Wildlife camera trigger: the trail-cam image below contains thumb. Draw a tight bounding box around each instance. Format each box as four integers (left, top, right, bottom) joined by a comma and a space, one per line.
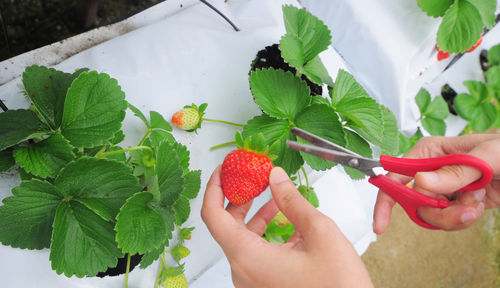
269, 167, 320, 234
415, 164, 482, 195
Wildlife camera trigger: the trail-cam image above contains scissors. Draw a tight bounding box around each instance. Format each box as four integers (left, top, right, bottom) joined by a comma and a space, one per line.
286, 127, 493, 230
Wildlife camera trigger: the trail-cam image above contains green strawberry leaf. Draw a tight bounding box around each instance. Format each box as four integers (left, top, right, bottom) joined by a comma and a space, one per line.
150, 111, 172, 131
50, 201, 123, 277
0, 109, 50, 151
302, 56, 334, 86
486, 66, 500, 91
242, 114, 302, 175
182, 170, 202, 199
422, 117, 447, 136
415, 88, 431, 115
465, 80, 489, 101
454, 93, 478, 120
426, 96, 449, 120
487, 44, 500, 67
111, 130, 125, 145
13, 133, 75, 178
436, 0, 483, 53
115, 192, 167, 254
353, 106, 399, 155
312, 95, 331, 106
0, 179, 62, 249
398, 129, 423, 155
140, 246, 165, 269
295, 104, 345, 170
468, 0, 496, 28
343, 129, 373, 180
282, 5, 332, 62
54, 158, 141, 221
330, 69, 367, 106
22, 66, 84, 128
298, 185, 319, 208
156, 142, 184, 207
172, 142, 190, 173
279, 34, 304, 69
0, 149, 15, 172
173, 195, 190, 226
250, 68, 311, 120
61, 71, 127, 148
417, 0, 453, 17
128, 102, 150, 128
454, 92, 497, 131
149, 130, 176, 149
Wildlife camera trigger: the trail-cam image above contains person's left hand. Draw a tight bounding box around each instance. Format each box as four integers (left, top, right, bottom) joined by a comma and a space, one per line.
201, 166, 373, 288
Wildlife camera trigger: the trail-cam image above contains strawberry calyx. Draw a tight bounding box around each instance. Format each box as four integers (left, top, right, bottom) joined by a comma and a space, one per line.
235, 131, 278, 161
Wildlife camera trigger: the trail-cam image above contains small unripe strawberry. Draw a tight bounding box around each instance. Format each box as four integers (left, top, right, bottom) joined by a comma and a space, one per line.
171, 107, 201, 130
161, 273, 188, 288
273, 211, 290, 227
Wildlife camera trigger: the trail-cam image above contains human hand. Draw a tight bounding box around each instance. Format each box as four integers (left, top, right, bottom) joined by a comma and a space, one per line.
201, 166, 373, 288
374, 134, 500, 234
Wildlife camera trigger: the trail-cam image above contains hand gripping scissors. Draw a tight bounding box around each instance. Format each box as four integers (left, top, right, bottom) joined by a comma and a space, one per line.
286, 127, 493, 230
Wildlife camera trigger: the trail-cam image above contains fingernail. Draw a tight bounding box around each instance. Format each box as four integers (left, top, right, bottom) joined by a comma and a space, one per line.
461, 210, 477, 224
270, 167, 290, 184
473, 189, 486, 201
419, 172, 439, 184
476, 202, 485, 215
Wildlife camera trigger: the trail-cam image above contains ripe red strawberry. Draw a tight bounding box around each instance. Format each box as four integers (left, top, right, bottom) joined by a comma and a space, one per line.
466, 35, 483, 53
171, 107, 201, 131
221, 133, 275, 205
437, 49, 450, 61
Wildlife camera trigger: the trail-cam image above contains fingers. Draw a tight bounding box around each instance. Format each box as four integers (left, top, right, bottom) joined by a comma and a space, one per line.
268, 167, 320, 236
246, 199, 279, 235
373, 191, 396, 234
201, 166, 242, 250
226, 201, 253, 224
417, 189, 485, 230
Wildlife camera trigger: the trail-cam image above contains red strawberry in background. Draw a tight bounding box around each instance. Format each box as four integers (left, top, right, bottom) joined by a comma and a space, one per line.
437, 49, 450, 61
221, 132, 276, 205
466, 34, 483, 53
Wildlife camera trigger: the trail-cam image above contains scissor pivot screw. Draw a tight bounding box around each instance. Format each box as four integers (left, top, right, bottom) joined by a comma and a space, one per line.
348, 158, 359, 168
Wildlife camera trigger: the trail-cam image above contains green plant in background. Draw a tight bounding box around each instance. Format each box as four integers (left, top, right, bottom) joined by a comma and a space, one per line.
0, 66, 201, 286
239, 6, 400, 242
416, 88, 450, 136
417, 0, 496, 53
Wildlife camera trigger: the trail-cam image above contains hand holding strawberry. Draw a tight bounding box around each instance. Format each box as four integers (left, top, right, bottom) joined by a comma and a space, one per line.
201, 166, 373, 287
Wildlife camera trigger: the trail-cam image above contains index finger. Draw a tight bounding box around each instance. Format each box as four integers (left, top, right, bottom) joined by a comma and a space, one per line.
201, 166, 243, 249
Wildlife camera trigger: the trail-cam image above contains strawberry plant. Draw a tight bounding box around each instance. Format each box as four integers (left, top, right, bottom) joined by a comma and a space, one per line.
0, 65, 201, 286
171, 103, 244, 133
416, 0, 496, 56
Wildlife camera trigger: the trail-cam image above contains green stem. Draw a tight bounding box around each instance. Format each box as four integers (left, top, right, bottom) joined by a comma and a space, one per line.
99, 146, 153, 158
210, 141, 237, 151
138, 129, 151, 146
154, 252, 166, 288
300, 166, 310, 190
202, 118, 244, 127
298, 171, 303, 186
125, 253, 131, 288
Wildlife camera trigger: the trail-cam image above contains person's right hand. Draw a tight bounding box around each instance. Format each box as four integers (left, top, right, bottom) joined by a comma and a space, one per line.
374, 134, 500, 234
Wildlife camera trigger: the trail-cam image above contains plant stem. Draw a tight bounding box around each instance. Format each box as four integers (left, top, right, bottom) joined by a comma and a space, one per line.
99, 146, 153, 158
125, 253, 131, 288
298, 171, 303, 186
154, 252, 166, 288
210, 141, 237, 150
202, 118, 244, 127
300, 166, 310, 190
138, 129, 151, 146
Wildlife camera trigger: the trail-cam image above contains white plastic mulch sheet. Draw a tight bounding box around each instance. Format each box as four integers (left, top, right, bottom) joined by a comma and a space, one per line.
0, 0, 377, 287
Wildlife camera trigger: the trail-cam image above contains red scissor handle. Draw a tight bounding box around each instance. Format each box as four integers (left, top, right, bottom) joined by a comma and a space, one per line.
369, 175, 450, 229
379, 154, 493, 192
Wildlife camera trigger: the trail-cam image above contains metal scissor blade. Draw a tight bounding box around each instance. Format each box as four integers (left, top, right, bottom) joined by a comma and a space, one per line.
286, 140, 379, 177
290, 127, 362, 157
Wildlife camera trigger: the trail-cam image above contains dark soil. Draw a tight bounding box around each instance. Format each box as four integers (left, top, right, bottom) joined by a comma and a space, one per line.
97, 253, 142, 277
250, 43, 323, 96
440, 83, 457, 115
0, 0, 165, 62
